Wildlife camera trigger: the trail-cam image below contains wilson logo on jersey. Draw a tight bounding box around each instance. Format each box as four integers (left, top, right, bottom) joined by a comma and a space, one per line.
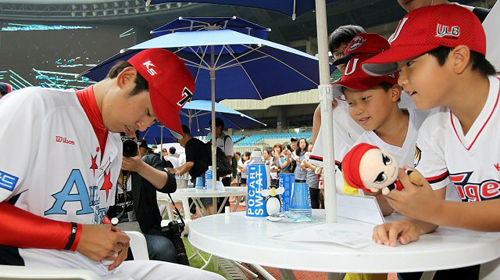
451, 172, 500, 202
495, 163, 500, 172
436, 24, 460, 39
55, 136, 75, 145
0, 170, 19, 191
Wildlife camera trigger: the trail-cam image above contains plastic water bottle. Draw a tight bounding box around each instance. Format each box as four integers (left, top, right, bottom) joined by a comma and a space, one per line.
205, 166, 213, 190
246, 151, 269, 217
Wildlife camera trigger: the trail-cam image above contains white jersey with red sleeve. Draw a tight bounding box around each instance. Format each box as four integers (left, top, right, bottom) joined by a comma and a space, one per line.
415, 76, 500, 202
0, 87, 122, 275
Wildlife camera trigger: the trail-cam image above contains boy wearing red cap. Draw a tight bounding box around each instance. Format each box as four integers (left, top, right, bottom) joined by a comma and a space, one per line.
323, 33, 430, 280
0, 49, 223, 279
330, 33, 428, 211
365, 4, 499, 248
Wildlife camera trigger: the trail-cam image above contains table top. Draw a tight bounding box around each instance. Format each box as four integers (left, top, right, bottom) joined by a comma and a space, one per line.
188, 210, 500, 273
161, 186, 247, 199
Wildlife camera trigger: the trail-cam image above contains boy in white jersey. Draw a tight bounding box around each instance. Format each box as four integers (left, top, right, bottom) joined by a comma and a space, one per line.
0, 49, 224, 279
363, 5, 499, 246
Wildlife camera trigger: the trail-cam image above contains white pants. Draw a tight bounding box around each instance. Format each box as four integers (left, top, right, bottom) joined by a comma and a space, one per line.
108, 260, 225, 280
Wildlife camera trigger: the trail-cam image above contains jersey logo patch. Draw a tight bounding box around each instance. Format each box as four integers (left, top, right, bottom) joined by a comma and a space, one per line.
0, 170, 19, 191
451, 171, 500, 202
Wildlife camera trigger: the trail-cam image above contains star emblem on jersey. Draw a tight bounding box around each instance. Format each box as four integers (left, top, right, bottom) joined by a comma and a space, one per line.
100, 171, 113, 200
495, 163, 500, 172
90, 154, 98, 175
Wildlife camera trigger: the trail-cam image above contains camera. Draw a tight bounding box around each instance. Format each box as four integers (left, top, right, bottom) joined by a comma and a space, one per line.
162, 220, 190, 266
286, 145, 292, 151
122, 137, 138, 157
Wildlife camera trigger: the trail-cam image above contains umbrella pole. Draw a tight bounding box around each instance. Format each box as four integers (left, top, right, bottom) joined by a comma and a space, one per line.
160, 126, 164, 155
316, 0, 337, 223
211, 46, 218, 217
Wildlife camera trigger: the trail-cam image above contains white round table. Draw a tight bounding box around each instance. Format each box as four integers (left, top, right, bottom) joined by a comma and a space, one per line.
188, 210, 500, 276
158, 187, 247, 220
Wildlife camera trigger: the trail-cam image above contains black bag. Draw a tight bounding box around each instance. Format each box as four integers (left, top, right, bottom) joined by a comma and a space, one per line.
206, 140, 232, 178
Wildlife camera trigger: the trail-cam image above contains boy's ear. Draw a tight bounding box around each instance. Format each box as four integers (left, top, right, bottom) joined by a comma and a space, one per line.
450, 45, 471, 75
116, 67, 138, 89
389, 84, 402, 102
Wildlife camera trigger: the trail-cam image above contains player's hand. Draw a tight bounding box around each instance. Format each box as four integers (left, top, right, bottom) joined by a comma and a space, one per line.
76, 224, 130, 264
372, 220, 421, 247
121, 155, 145, 173
107, 226, 129, 271
384, 168, 443, 223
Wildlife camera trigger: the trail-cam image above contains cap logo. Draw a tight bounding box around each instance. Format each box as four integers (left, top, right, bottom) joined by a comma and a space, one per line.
177, 87, 193, 107
344, 58, 360, 76
143, 60, 160, 76
348, 36, 366, 51
389, 17, 409, 44
436, 24, 460, 39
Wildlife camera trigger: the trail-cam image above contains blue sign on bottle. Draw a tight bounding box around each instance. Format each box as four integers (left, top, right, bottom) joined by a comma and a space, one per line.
246, 163, 269, 217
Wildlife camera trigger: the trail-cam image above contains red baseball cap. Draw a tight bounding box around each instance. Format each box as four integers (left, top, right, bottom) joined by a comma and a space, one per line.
128, 49, 195, 137
0, 82, 12, 95
332, 33, 390, 66
332, 54, 399, 97
342, 143, 379, 193
363, 4, 486, 76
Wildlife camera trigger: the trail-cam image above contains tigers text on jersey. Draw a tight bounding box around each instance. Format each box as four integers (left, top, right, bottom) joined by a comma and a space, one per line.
415, 76, 500, 202
0, 87, 122, 275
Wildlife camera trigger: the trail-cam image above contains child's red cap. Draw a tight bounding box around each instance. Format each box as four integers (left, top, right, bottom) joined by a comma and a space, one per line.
332, 33, 390, 66
363, 4, 486, 76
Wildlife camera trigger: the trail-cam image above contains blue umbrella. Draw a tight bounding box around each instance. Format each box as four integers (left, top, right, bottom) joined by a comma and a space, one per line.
152, 16, 271, 40
144, 0, 338, 20
82, 29, 322, 101
143, 0, 340, 223
140, 100, 265, 143
82, 27, 323, 189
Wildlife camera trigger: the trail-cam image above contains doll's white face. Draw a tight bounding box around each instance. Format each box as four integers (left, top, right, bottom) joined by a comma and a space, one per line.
359, 149, 399, 191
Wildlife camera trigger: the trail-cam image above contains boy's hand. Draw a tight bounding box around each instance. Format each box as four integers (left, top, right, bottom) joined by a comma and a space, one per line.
384, 168, 443, 223
373, 220, 421, 247
77, 224, 130, 267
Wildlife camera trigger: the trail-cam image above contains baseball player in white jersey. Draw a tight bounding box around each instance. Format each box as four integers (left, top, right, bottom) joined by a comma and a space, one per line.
0, 49, 224, 279
363, 5, 500, 250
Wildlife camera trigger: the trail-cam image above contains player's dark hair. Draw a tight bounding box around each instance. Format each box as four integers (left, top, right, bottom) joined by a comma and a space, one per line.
428, 46, 496, 76
329, 25, 366, 53
169, 146, 176, 154
107, 61, 149, 96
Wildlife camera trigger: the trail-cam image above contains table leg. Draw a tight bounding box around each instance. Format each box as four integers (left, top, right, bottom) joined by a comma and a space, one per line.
193, 198, 208, 216
420, 271, 436, 280
217, 197, 230, 214
181, 198, 191, 221
280, 269, 297, 280
232, 196, 240, 212
327, 272, 343, 280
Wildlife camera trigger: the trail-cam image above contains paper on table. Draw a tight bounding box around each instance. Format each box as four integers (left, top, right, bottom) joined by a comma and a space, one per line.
268, 223, 374, 249
337, 194, 385, 225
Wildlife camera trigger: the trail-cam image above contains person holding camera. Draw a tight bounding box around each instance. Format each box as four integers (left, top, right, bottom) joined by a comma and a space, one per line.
0, 48, 223, 279
120, 138, 179, 264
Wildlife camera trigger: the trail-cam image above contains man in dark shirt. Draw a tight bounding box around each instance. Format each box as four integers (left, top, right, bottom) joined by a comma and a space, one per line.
175, 125, 209, 183
122, 139, 178, 263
